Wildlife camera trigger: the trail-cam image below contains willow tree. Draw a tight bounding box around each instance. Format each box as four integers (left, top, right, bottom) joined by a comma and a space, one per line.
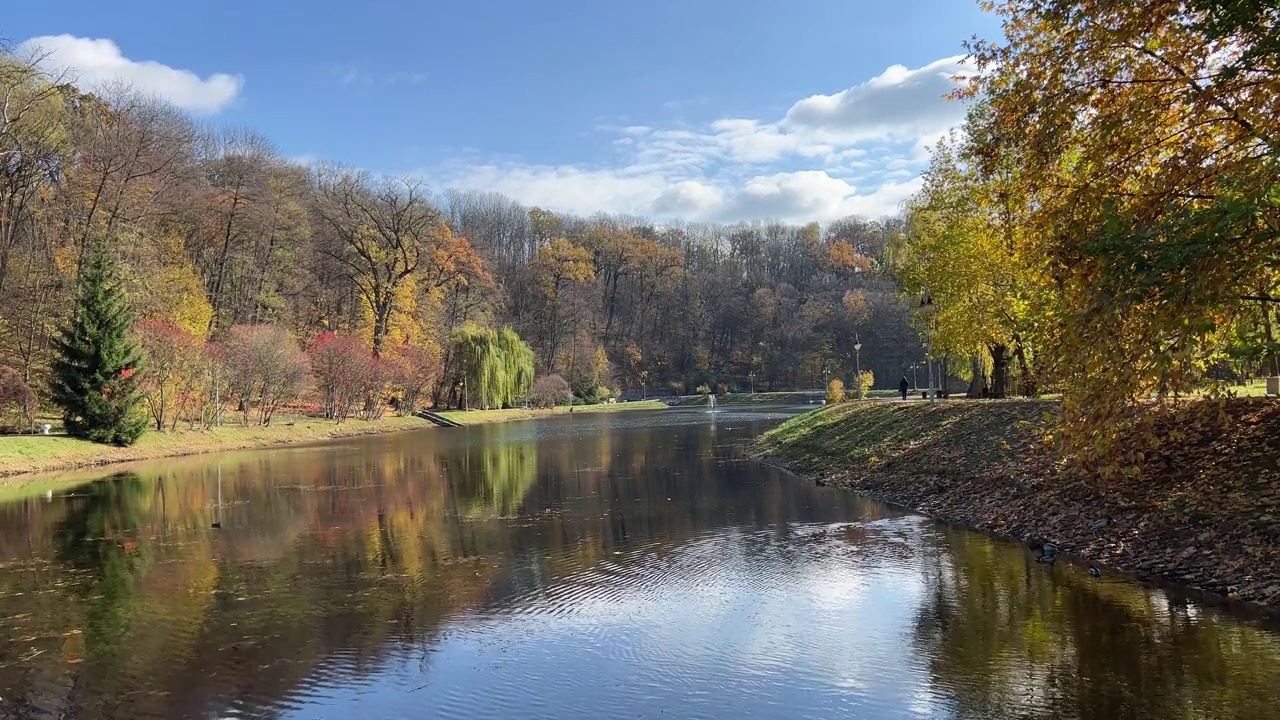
449, 325, 534, 409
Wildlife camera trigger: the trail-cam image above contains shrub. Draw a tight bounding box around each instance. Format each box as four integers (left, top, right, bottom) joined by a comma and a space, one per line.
857, 370, 875, 398
309, 332, 374, 422
827, 378, 846, 403
531, 375, 572, 408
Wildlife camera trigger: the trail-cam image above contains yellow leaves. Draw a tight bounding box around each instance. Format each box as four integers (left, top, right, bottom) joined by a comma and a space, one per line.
357, 274, 423, 349
533, 238, 594, 295
128, 250, 213, 340
593, 345, 610, 380
826, 378, 846, 403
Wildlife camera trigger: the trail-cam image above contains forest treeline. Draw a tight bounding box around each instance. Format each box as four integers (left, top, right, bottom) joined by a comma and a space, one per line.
0, 44, 916, 434
6, 0, 1274, 461
893, 0, 1279, 470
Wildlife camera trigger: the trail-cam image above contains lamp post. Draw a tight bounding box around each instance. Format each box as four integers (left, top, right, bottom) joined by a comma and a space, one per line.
920, 288, 937, 403
823, 367, 830, 398
853, 335, 863, 400
749, 372, 755, 394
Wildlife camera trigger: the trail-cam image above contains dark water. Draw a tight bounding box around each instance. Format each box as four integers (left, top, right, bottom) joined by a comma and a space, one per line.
1, 407, 1279, 719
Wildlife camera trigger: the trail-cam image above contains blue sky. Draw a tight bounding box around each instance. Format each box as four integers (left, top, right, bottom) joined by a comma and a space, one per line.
9, 0, 1000, 223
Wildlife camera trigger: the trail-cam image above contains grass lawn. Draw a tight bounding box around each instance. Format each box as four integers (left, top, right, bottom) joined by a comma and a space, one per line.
759, 398, 1056, 476
0, 414, 426, 482
438, 400, 667, 425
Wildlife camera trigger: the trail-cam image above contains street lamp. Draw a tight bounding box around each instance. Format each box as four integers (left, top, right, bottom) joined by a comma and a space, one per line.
919, 288, 937, 403
749, 371, 755, 394
853, 335, 863, 400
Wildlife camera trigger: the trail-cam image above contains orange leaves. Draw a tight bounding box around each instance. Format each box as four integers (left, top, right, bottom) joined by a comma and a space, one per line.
822, 239, 873, 277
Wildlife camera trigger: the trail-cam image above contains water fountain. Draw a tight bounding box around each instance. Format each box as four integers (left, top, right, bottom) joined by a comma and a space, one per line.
708, 394, 717, 413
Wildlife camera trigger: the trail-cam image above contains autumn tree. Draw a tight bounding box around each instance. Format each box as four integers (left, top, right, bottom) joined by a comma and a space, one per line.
894, 120, 1046, 399
826, 378, 846, 404
54, 88, 196, 266
221, 324, 309, 425
135, 318, 206, 431
384, 343, 441, 416
530, 238, 594, 371
313, 170, 443, 357
957, 0, 1280, 465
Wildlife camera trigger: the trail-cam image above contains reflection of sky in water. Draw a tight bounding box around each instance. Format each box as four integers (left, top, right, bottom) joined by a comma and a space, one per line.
281, 520, 943, 720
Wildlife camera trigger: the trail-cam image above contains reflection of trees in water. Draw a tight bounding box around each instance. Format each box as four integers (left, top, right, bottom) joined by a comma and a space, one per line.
912, 528, 1280, 720
451, 440, 538, 516
4, 420, 1278, 719
54, 473, 152, 654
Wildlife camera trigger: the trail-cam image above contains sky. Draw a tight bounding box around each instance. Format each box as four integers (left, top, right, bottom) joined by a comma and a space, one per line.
7, 0, 1001, 225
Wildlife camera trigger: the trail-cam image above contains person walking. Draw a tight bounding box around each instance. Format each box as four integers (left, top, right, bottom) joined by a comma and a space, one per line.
899, 375, 910, 401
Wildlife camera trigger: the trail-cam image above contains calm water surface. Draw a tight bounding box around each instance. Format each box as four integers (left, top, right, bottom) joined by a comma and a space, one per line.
1, 407, 1278, 719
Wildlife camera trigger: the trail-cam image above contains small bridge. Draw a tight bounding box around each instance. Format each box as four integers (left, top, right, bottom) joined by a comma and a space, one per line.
413, 410, 463, 428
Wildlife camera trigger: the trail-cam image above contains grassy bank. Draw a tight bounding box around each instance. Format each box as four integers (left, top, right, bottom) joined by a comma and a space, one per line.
759, 398, 1280, 609
0, 400, 671, 483
438, 399, 667, 425
0, 414, 428, 482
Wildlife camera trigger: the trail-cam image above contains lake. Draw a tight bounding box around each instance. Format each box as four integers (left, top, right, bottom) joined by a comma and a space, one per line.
1, 406, 1278, 719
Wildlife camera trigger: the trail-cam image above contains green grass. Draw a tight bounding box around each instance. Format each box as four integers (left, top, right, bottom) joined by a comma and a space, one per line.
759, 398, 1057, 476
438, 400, 666, 425
0, 414, 426, 482
1198, 380, 1271, 398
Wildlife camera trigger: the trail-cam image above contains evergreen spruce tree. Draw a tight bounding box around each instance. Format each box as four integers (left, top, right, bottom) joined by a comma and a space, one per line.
49, 242, 147, 445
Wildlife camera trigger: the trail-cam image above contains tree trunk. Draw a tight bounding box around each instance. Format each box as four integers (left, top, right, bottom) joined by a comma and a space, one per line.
967, 355, 987, 398
1014, 341, 1037, 397
372, 296, 393, 358
990, 344, 1009, 399
1263, 301, 1279, 376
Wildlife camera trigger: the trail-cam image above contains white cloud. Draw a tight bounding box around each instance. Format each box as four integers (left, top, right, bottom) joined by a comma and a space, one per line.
783, 55, 974, 143
445, 164, 670, 218
718, 171, 855, 222
19, 34, 242, 113
433, 55, 971, 224
652, 180, 725, 218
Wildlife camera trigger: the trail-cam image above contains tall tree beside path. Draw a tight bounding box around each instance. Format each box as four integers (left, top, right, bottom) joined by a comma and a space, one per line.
49, 241, 147, 445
